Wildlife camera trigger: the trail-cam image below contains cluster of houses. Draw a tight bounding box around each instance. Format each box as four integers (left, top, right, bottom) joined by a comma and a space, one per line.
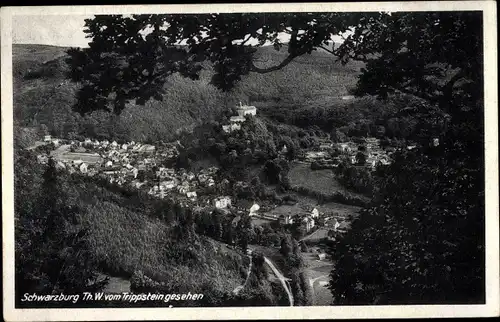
222, 103, 257, 133
40, 136, 176, 182
35, 136, 246, 211
277, 207, 320, 233
147, 166, 220, 202
302, 137, 392, 170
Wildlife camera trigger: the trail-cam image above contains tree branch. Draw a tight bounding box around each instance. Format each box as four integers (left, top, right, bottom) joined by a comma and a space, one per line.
237, 34, 253, 46
319, 45, 336, 55
249, 54, 297, 74
249, 28, 300, 74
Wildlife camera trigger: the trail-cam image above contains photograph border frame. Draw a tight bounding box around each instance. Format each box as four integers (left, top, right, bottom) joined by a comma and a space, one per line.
2, 2, 498, 320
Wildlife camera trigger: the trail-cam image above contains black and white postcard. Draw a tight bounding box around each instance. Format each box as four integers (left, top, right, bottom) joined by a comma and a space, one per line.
1, 2, 498, 321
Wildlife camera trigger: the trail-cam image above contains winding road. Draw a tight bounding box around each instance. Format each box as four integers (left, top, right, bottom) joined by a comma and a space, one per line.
239, 249, 294, 306
263, 256, 294, 306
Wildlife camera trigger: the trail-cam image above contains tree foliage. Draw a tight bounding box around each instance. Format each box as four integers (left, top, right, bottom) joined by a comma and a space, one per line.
68, 12, 481, 116
327, 11, 484, 304
15, 156, 106, 303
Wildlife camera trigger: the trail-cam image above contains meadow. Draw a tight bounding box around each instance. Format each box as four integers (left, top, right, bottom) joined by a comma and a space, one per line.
288, 162, 346, 195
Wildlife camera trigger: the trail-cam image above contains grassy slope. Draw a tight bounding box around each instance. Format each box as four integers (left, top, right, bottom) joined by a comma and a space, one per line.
12, 44, 362, 144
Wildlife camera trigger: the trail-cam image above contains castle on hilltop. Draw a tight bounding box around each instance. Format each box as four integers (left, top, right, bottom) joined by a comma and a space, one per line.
222, 102, 257, 133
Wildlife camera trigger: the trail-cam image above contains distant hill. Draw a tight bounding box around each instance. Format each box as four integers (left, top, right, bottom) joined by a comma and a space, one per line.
12, 43, 362, 145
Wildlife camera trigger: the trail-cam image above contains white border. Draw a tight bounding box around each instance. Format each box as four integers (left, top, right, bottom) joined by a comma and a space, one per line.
2, 2, 498, 321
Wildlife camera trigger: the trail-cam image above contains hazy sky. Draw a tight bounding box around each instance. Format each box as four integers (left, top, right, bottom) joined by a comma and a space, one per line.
13, 15, 93, 47
12, 14, 346, 48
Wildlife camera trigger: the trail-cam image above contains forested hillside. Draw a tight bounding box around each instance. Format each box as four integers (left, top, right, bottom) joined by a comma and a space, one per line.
15, 149, 289, 307
13, 43, 362, 147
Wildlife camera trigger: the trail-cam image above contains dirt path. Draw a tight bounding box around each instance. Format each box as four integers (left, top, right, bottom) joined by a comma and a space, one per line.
233, 252, 253, 295
263, 256, 294, 306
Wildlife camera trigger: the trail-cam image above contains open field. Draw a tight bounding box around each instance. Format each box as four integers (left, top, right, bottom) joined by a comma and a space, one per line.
288, 162, 370, 206
251, 217, 274, 226
276, 189, 362, 216
288, 162, 345, 194
57, 152, 103, 164
264, 203, 311, 218
301, 251, 335, 305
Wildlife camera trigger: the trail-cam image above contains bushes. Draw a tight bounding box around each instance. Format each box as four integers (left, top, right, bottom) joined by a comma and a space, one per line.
335, 163, 375, 196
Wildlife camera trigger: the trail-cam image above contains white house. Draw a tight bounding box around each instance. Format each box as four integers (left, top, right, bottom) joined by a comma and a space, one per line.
249, 203, 260, 216
111, 141, 118, 148
222, 123, 241, 133
44, 135, 52, 142
161, 180, 176, 190
279, 214, 294, 225
334, 219, 341, 232
302, 216, 315, 232
236, 102, 257, 117
55, 161, 66, 170
121, 144, 128, 150
339, 143, 351, 152
230, 115, 246, 123
105, 160, 113, 167
141, 145, 156, 154
311, 208, 320, 219
214, 196, 232, 209
186, 191, 197, 200
79, 163, 88, 174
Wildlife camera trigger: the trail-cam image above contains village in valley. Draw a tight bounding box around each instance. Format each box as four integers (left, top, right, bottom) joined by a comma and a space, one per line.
11, 9, 486, 310
32, 102, 408, 247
